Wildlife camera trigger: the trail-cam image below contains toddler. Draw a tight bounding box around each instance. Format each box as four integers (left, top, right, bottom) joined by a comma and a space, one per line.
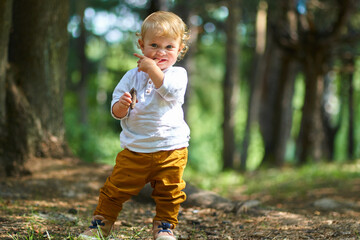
79, 11, 190, 240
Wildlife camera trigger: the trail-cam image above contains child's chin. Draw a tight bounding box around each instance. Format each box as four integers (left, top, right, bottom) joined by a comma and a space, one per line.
158, 63, 169, 70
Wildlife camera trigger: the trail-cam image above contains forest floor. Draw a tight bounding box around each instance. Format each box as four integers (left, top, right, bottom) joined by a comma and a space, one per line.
1, 157, 360, 239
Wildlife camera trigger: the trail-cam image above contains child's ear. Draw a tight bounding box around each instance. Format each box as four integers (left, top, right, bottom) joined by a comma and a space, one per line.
138, 39, 144, 51
178, 43, 185, 54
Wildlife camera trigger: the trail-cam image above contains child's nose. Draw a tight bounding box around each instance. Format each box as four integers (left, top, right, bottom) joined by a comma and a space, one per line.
157, 49, 166, 55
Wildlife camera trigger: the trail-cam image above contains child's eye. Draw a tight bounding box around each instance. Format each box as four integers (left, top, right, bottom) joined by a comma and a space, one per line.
166, 45, 174, 49
151, 43, 158, 48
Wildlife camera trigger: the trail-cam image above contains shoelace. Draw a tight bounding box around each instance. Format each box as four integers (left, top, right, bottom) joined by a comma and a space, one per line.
89, 219, 105, 229
158, 222, 172, 234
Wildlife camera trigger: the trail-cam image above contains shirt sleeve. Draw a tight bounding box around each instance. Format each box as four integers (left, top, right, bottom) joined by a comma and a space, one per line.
155, 67, 188, 103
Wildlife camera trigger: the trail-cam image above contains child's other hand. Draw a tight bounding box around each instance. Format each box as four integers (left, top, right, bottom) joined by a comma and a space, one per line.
112, 92, 135, 118
119, 92, 133, 109
134, 53, 159, 73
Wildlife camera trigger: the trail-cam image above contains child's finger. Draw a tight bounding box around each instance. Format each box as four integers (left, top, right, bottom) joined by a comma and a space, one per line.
133, 53, 144, 59
122, 92, 131, 98
119, 93, 133, 107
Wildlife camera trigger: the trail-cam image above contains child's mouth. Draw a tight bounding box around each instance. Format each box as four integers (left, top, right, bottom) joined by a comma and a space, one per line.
156, 59, 167, 63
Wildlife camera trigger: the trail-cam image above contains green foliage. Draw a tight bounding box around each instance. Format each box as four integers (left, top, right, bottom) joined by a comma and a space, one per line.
334, 57, 360, 161
186, 39, 265, 172
65, 38, 137, 163
186, 42, 225, 174
355, 59, 360, 157
64, 0, 360, 173
286, 74, 305, 162
246, 123, 264, 170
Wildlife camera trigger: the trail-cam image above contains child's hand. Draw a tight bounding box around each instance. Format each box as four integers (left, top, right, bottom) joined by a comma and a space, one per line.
134, 53, 159, 73
118, 92, 133, 109
133, 53, 164, 89
112, 91, 136, 118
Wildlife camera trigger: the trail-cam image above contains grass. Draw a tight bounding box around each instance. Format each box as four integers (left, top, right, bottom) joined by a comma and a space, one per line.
184, 159, 360, 200
7, 225, 150, 240
184, 167, 245, 196
243, 160, 360, 199
8, 227, 45, 240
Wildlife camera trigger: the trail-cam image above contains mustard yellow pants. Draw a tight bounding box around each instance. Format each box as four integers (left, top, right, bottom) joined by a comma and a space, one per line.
94, 147, 188, 227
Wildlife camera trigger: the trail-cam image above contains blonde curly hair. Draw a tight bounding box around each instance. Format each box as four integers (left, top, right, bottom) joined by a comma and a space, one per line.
137, 11, 190, 61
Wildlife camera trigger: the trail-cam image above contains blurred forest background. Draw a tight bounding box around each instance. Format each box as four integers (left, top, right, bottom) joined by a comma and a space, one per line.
1, 0, 360, 178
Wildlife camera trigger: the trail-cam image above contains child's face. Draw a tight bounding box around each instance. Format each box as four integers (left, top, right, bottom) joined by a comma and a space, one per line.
139, 31, 183, 70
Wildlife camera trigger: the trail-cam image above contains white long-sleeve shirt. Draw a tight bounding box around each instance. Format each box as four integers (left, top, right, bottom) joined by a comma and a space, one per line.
111, 66, 190, 153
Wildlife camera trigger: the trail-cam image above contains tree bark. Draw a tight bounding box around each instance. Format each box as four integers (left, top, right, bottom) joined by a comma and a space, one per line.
240, 0, 268, 170
0, 0, 13, 177
148, 0, 168, 13
1, 0, 70, 176
272, 0, 354, 164
296, 47, 329, 163
77, 0, 89, 126
0, 0, 12, 127
347, 70, 354, 160
261, 0, 297, 167
344, 55, 355, 160
322, 73, 340, 161
223, 0, 240, 170
259, 50, 297, 167
174, 2, 198, 122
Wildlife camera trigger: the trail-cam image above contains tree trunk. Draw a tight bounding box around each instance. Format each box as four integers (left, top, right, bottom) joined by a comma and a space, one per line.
77, 0, 89, 126
0, 0, 13, 177
347, 70, 354, 160
259, 51, 297, 167
240, 0, 268, 170
148, 0, 168, 13
296, 49, 329, 163
294, 0, 353, 164
322, 73, 340, 161
174, 2, 198, 122
0, 0, 12, 127
260, 0, 297, 167
1, 0, 70, 177
223, 0, 240, 170
342, 55, 355, 160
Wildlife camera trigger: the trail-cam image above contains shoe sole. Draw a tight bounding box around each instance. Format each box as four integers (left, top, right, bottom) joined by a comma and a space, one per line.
155, 236, 176, 240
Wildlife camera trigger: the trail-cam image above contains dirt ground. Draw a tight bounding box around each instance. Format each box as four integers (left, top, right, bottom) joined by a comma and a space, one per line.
1, 157, 360, 239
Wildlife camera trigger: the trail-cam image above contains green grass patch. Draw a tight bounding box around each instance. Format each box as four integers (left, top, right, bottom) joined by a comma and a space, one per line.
184, 167, 245, 197
184, 159, 360, 200
244, 160, 360, 198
